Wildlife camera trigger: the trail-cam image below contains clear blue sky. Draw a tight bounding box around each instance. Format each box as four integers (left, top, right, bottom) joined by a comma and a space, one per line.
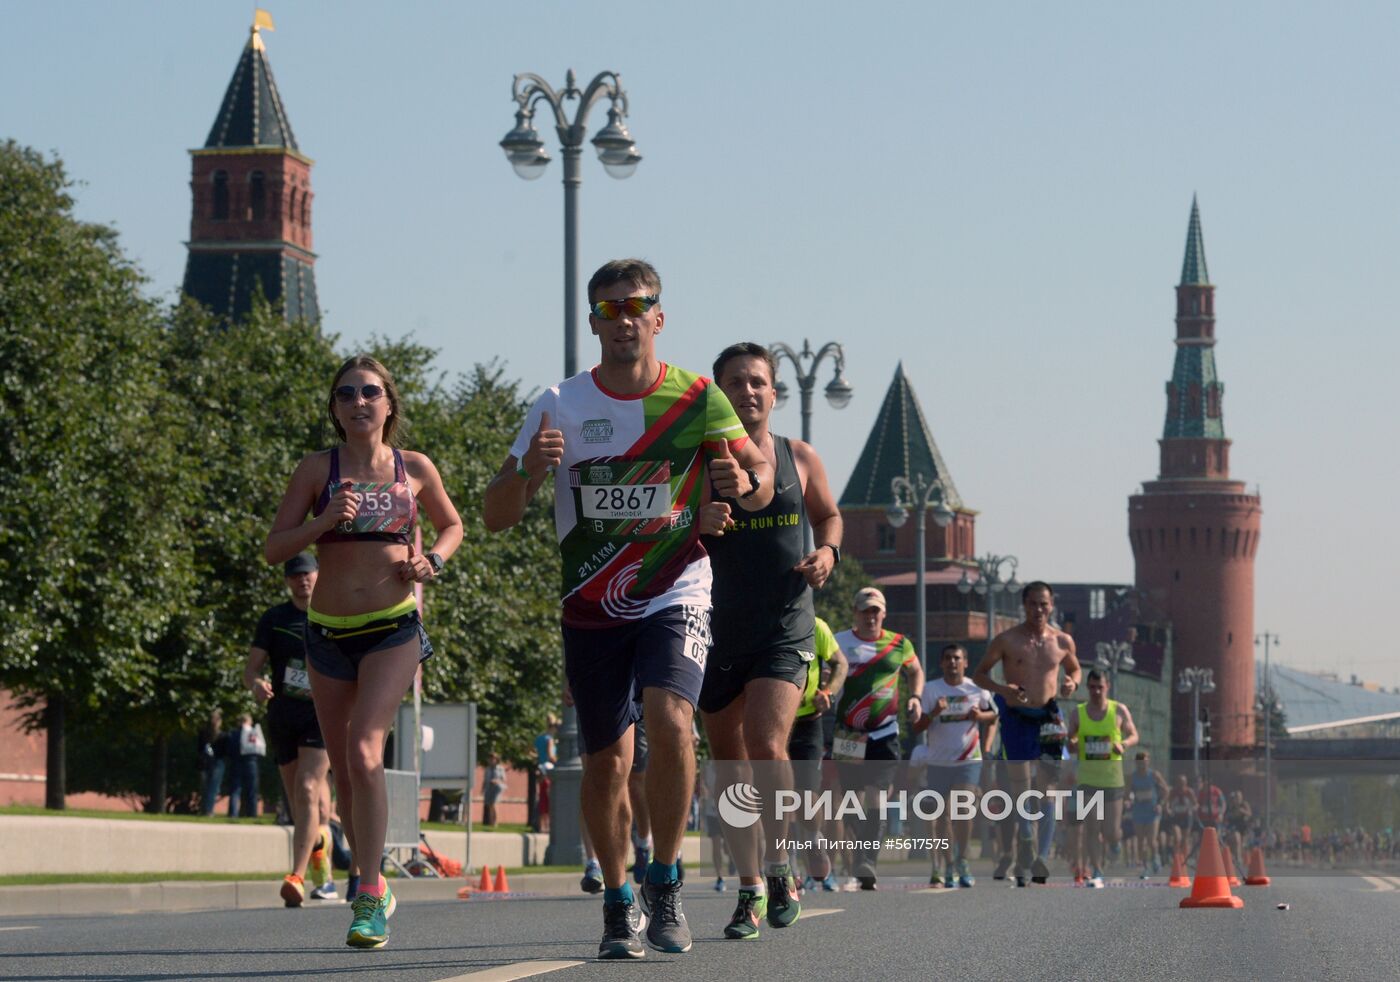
7, 2, 1398, 687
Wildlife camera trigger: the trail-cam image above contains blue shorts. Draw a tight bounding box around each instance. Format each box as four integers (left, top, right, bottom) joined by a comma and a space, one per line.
994, 694, 1068, 763
562, 605, 708, 755
925, 760, 983, 796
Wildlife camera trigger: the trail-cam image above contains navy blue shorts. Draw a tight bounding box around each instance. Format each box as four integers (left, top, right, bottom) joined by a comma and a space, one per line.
562, 605, 709, 755
994, 694, 1068, 763
307, 608, 433, 682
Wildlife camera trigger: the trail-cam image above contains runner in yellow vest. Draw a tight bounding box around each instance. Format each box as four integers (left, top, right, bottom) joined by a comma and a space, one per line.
1066, 669, 1139, 887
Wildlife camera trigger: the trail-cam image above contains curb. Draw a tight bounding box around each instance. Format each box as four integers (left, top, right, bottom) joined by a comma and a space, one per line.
0, 873, 587, 919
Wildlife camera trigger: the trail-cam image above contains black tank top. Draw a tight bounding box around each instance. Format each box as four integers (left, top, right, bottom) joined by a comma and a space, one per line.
706, 435, 815, 656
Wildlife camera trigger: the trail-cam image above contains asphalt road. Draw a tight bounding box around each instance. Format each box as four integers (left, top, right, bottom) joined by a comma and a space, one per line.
2, 873, 1397, 981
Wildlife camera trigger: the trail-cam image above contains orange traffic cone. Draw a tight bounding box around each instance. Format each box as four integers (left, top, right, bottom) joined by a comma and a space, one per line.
1168, 851, 1191, 888
1180, 828, 1244, 909
1221, 845, 1241, 887
478, 866, 494, 893
494, 864, 510, 893
1245, 846, 1272, 886
456, 884, 474, 899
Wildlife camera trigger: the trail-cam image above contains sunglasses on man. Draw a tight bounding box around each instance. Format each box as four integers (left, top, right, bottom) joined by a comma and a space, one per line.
333, 384, 385, 403
589, 295, 660, 320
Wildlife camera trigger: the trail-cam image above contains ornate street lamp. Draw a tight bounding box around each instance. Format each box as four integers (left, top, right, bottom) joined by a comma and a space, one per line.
887, 474, 954, 671
500, 69, 641, 378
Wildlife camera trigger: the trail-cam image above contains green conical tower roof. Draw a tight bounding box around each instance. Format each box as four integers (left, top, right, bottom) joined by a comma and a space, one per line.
1163, 197, 1225, 442
839, 363, 963, 508
1180, 194, 1210, 286
204, 24, 299, 150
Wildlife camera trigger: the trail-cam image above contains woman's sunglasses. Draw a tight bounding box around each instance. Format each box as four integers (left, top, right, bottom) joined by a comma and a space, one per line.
333, 384, 385, 403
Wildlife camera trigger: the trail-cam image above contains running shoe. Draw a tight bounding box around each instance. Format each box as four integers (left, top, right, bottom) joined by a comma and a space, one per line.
598, 900, 647, 960
724, 889, 767, 940
1088, 867, 1105, 889
943, 865, 956, 890
765, 865, 800, 928
1014, 869, 1029, 888
992, 855, 1013, 880
641, 875, 692, 953
821, 873, 839, 892
308, 840, 330, 889
580, 860, 604, 895
632, 845, 652, 885
310, 880, 339, 901
280, 874, 305, 907
928, 874, 943, 887
1030, 856, 1050, 884
858, 875, 878, 891
1073, 867, 1087, 887
957, 859, 975, 888
345, 885, 396, 949
714, 876, 727, 892
801, 875, 817, 893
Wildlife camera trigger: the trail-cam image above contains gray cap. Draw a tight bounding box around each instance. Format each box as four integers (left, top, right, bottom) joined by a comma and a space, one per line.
284, 552, 318, 576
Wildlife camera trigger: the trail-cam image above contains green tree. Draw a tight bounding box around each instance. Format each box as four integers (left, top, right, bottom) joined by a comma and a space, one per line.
374, 347, 562, 768
811, 552, 873, 633
0, 142, 190, 808
114, 296, 339, 810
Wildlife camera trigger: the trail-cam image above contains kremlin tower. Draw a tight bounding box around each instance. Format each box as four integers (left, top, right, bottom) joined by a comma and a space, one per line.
1129, 199, 1262, 755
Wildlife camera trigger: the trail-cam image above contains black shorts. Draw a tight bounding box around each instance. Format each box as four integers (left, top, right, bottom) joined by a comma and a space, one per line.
836, 733, 900, 794
788, 715, 825, 795
266, 697, 324, 766
307, 607, 433, 681
562, 605, 708, 755
1075, 784, 1125, 809
632, 718, 649, 773
698, 642, 810, 714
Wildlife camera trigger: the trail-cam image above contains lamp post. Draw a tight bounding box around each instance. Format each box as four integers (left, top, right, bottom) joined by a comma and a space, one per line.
1255, 632, 1280, 834
769, 339, 853, 445
1095, 640, 1137, 691
501, 68, 641, 868
500, 68, 641, 380
1177, 667, 1217, 785
956, 554, 1021, 649
886, 475, 954, 672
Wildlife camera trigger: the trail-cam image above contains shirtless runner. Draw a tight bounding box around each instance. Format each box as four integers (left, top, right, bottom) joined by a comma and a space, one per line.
972, 581, 1080, 886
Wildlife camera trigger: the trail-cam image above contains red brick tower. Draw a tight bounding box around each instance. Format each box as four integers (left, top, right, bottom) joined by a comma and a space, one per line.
1129, 198, 1261, 755
182, 17, 318, 322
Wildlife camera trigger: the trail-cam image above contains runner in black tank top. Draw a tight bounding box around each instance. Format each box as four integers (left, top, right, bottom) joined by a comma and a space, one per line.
705, 434, 814, 661
698, 343, 844, 942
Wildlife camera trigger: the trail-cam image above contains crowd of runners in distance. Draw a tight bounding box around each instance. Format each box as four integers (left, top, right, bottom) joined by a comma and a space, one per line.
239, 257, 1396, 958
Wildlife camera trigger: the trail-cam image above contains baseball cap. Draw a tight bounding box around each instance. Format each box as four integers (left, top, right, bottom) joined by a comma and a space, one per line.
853, 587, 887, 611
284, 552, 318, 576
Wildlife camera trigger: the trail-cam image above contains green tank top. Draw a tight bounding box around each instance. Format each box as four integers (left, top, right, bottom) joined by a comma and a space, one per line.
1076, 699, 1124, 788
795, 618, 838, 719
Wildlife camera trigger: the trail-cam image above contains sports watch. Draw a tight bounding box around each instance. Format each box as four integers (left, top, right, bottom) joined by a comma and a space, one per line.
740, 467, 761, 499
427, 552, 445, 575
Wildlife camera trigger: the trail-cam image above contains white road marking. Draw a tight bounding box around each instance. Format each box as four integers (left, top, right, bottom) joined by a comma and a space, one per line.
801, 907, 843, 918
912, 887, 959, 895
0, 926, 39, 932
1385, 877, 1400, 890
432, 960, 584, 982
1360, 876, 1396, 892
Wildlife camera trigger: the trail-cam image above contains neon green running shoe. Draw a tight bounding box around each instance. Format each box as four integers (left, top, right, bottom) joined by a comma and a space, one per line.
346, 885, 396, 949
765, 866, 800, 928
723, 889, 767, 940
